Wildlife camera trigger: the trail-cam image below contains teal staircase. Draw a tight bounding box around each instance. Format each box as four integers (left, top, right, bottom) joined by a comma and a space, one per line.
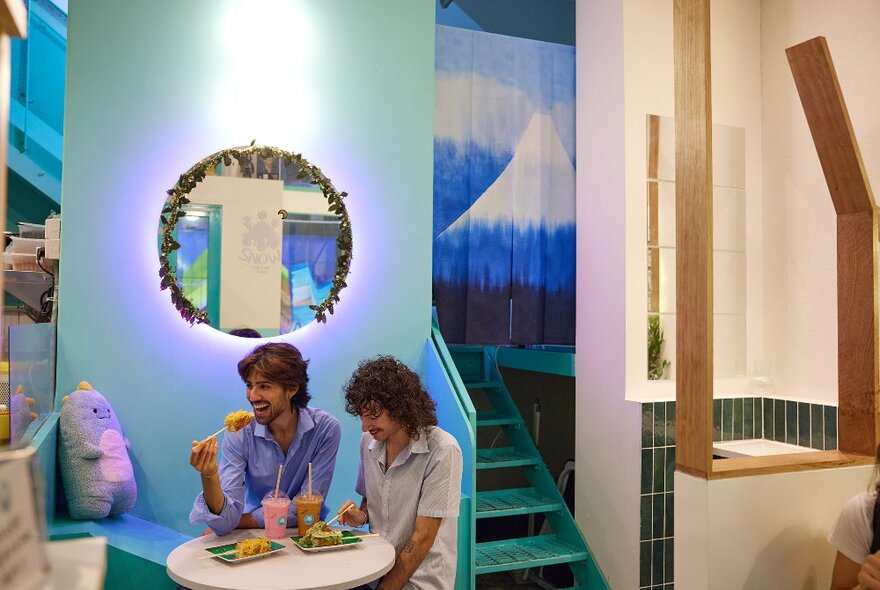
447, 344, 599, 587
9, 0, 66, 204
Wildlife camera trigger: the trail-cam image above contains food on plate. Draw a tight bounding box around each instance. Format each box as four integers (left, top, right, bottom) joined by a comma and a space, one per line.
224, 410, 254, 432
234, 536, 273, 558
300, 521, 343, 548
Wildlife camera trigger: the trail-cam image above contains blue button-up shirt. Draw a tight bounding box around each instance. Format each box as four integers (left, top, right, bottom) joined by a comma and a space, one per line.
190, 406, 341, 536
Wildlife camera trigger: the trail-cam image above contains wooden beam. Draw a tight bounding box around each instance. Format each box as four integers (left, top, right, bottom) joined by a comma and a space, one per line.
648, 114, 660, 314
710, 450, 874, 479
647, 114, 661, 180
0, 0, 25, 39
674, 0, 713, 478
835, 212, 878, 455
786, 37, 875, 215
0, 0, 24, 361
787, 37, 879, 457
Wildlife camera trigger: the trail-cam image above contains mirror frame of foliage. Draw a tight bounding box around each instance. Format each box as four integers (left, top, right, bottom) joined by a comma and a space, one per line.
158, 144, 353, 327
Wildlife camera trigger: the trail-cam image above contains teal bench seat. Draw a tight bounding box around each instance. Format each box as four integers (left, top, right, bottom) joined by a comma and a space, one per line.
49, 512, 192, 589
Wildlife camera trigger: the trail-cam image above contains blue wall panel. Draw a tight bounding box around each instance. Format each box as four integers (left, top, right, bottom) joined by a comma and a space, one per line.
59, 0, 435, 534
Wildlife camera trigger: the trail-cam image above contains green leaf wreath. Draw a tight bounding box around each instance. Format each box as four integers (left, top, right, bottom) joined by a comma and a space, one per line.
158, 144, 353, 326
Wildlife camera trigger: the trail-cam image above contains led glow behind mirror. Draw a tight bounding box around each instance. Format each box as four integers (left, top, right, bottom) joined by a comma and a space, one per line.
158, 145, 352, 336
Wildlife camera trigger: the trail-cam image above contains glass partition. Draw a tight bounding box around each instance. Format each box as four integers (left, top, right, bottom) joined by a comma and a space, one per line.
7, 323, 56, 445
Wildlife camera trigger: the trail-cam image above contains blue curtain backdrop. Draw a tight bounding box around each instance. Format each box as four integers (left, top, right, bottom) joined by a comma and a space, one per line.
433, 26, 576, 344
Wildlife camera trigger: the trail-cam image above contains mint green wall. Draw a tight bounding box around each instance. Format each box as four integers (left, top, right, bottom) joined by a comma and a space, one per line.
59, 0, 435, 534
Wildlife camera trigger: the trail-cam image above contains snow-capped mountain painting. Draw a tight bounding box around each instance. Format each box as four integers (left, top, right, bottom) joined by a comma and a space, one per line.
433, 26, 575, 344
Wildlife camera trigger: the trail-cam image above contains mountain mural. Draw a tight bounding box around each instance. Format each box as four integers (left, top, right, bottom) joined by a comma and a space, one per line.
433, 25, 575, 344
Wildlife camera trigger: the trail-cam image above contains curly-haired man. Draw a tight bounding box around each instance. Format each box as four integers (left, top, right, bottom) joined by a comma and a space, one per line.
337, 355, 463, 590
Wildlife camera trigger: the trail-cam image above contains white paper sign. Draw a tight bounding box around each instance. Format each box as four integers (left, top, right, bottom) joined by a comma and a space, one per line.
0, 447, 50, 590
188, 175, 283, 332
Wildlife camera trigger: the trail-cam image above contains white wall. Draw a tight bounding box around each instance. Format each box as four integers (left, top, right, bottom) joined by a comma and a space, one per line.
675, 4, 880, 585
622, 0, 763, 402
577, 2, 641, 588
710, 0, 764, 397
676, 465, 873, 589
616, 0, 880, 407
576, 1, 763, 585
574, 0, 880, 587
761, 0, 880, 405
621, 0, 675, 402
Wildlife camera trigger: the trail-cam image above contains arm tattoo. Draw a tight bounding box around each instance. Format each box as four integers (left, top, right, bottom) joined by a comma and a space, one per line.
402, 539, 415, 554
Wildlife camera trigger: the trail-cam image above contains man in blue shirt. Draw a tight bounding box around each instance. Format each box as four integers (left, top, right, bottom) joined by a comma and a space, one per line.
188, 342, 341, 536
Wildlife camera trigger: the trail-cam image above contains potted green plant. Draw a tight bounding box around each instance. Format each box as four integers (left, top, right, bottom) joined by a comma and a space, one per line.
648, 315, 671, 380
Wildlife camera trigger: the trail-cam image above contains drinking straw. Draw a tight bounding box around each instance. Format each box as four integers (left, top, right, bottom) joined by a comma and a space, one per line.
273, 464, 283, 499
308, 462, 312, 497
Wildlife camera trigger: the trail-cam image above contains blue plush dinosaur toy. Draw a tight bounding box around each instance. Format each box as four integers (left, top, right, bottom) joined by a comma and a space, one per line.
59, 381, 137, 519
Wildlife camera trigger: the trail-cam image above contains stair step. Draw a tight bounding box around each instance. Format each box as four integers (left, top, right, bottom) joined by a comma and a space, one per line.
476, 488, 563, 518
475, 535, 588, 574
476, 411, 522, 427
464, 380, 503, 390
476, 447, 541, 469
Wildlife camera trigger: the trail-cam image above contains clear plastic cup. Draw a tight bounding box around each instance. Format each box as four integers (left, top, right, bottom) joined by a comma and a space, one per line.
295, 493, 323, 534
261, 491, 291, 539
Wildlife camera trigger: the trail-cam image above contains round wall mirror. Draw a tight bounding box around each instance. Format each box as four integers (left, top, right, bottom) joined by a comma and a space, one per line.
158, 145, 352, 336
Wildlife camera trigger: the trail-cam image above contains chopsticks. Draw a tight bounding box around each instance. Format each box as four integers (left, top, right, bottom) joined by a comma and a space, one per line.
205, 426, 227, 440
324, 504, 354, 528
203, 411, 255, 442
199, 550, 236, 560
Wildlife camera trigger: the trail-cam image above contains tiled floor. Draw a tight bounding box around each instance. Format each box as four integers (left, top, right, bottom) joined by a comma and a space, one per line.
476, 571, 545, 590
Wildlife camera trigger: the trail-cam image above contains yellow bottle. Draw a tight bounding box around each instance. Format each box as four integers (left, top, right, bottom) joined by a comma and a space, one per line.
0, 405, 9, 444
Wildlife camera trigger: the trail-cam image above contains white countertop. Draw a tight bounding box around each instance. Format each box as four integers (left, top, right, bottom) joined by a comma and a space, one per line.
166, 529, 395, 590
713, 438, 814, 458
42, 536, 108, 590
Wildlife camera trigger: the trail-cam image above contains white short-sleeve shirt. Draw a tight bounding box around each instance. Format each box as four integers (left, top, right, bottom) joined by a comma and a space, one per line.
356, 426, 463, 590
828, 490, 877, 564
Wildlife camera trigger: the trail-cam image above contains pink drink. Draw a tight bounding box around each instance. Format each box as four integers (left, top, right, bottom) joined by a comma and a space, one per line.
262, 493, 291, 539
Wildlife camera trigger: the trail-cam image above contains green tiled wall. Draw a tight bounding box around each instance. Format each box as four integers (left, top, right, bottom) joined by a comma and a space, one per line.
712, 397, 837, 447
640, 401, 675, 589
760, 398, 838, 449
639, 397, 837, 590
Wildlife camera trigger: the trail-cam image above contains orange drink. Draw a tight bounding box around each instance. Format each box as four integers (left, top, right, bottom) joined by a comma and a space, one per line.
295, 493, 323, 534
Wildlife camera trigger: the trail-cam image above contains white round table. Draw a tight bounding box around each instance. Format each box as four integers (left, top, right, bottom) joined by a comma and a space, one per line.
166, 529, 395, 590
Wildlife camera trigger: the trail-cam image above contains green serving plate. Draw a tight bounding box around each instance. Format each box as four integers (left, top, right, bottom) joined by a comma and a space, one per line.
290, 530, 364, 552
204, 539, 286, 562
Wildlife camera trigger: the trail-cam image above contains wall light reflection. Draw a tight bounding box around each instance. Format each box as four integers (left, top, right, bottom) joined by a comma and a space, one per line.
221, 0, 315, 141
